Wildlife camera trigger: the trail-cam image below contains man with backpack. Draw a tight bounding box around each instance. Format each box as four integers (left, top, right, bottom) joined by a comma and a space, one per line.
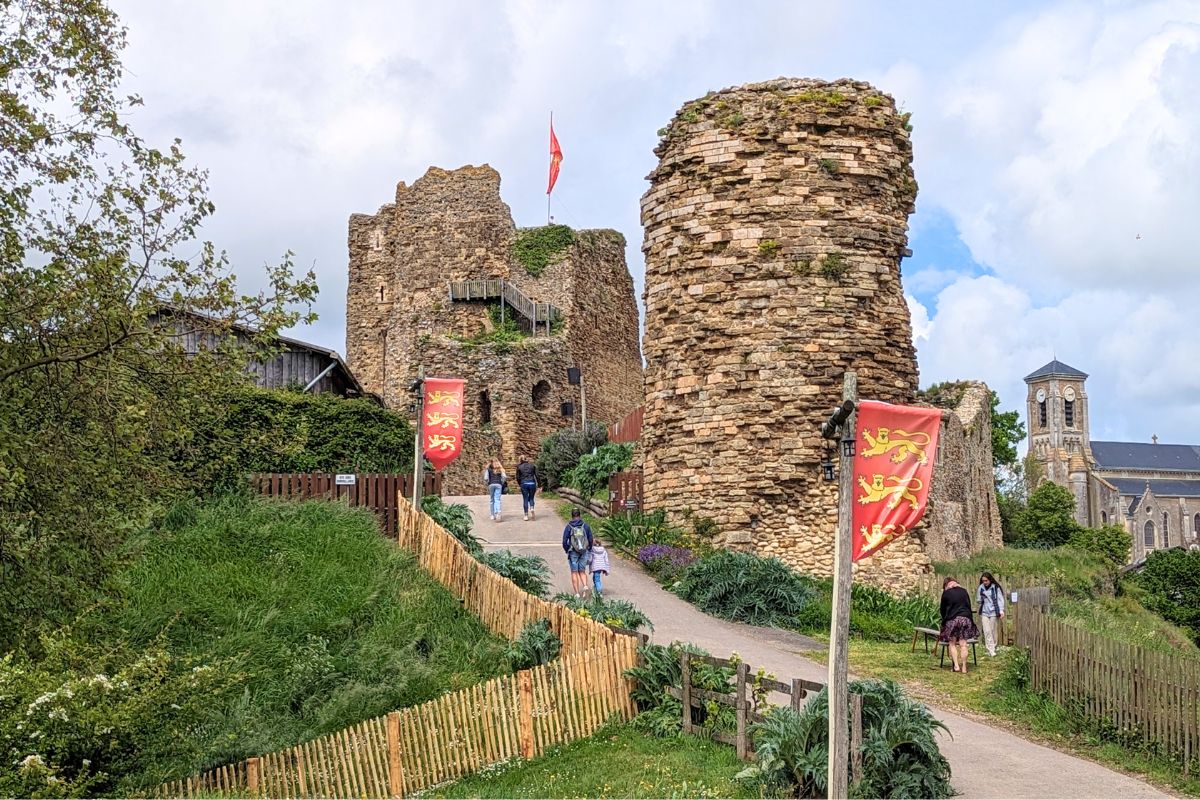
562, 507, 594, 597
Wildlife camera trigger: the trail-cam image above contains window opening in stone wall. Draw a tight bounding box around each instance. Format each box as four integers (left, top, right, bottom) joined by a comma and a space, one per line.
1144, 520, 1156, 548
1038, 400, 1047, 428
1101, 510, 1108, 525
1064, 399, 1074, 428
479, 390, 492, 425
378, 284, 389, 303
1163, 512, 1169, 545
532, 380, 552, 411
1194, 512, 1200, 537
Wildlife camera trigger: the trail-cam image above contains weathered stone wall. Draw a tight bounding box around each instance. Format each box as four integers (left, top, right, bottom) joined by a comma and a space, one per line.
346, 165, 643, 495
639, 78, 996, 591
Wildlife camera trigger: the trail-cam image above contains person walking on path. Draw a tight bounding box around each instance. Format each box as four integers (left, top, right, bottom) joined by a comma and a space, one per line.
516, 456, 539, 521
483, 460, 507, 522
939, 577, 979, 674
589, 540, 611, 598
562, 508, 594, 597
977, 572, 1006, 657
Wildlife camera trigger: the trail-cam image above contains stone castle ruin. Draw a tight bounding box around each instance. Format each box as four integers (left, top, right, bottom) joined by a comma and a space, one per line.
346, 165, 643, 495
638, 78, 999, 590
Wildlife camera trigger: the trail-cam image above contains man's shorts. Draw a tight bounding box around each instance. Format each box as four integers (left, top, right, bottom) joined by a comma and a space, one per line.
567, 549, 591, 573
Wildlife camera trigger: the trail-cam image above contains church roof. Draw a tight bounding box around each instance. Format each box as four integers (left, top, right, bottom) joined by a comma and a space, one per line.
1024, 359, 1088, 382
1109, 477, 1200, 499
1092, 441, 1200, 472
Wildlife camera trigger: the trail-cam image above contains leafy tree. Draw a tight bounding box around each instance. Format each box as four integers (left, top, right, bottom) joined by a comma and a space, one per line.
1134, 548, 1200, 643
565, 441, 633, 498
536, 423, 607, 490
1018, 481, 1080, 548
0, 0, 316, 650
1067, 524, 1131, 567
989, 390, 1026, 470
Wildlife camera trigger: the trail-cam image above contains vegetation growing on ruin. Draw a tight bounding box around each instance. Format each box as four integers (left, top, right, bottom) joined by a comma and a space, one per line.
786, 89, 849, 107
512, 224, 574, 276
758, 239, 780, 257
817, 157, 841, 174
819, 252, 850, 280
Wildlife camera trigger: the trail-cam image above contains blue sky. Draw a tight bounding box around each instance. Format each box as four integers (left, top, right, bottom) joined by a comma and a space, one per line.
112, 0, 1200, 445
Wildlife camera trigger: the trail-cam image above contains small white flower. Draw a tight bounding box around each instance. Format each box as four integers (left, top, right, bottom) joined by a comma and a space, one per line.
18, 754, 45, 770
170, 703, 181, 710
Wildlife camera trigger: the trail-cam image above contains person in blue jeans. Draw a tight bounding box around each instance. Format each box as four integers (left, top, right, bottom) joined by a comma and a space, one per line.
482, 459, 506, 522
562, 508, 594, 597
515, 455, 539, 521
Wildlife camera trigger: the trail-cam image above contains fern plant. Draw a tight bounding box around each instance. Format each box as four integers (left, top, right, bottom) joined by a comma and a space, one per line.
479, 550, 551, 598
674, 551, 816, 627
739, 679, 952, 798
554, 593, 653, 632
625, 642, 736, 737
506, 618, 561, 670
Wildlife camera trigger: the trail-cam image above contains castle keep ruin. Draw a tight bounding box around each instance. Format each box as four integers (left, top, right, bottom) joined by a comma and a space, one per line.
639, 79, 998, 589
346, 166, 643, 494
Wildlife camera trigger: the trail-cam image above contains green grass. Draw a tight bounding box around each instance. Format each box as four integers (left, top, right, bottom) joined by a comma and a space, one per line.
934, 547, 1113, 599
426, 723, 764, 799
1054, 595, 1199, 656
111, 494, 509, 773
819, 639, 1200, 797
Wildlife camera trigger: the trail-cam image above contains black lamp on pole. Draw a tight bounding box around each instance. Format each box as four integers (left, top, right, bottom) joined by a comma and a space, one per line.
821, 455, 836, 482
840, 428, 856, 458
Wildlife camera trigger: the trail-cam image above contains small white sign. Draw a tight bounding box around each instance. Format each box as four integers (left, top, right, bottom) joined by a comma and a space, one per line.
335, 474, 357, 486
1011, 591, 1019, 603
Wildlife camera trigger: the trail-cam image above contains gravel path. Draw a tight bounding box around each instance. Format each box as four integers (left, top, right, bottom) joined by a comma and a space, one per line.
453, 493, 1168, 799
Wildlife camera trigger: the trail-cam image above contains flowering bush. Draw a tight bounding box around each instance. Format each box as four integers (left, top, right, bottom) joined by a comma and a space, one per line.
636, 544, 697, 584
0, 633, 236, 797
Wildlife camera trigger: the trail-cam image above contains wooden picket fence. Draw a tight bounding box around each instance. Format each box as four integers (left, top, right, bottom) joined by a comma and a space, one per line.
394, 497, 636, 657
1016, 603, 1200, 774
155, 494, 640, 797
251, 472, 442, 537
156, 645, 635, 798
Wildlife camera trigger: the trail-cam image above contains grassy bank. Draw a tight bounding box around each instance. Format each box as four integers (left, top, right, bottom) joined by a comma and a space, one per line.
424, 723, 761, 799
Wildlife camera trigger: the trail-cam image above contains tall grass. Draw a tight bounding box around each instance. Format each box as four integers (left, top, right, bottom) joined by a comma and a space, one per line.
934, 547, 1113, 599
112, 494, 509, 770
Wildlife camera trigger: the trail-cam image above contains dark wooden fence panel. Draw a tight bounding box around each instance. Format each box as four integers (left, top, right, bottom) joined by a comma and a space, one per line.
251, 473, 442, 536
608, 405, 644, 444
608, 470, 644, 516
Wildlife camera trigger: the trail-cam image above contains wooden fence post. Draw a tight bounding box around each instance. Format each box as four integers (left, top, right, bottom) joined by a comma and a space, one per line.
387, 711, 404, 798
850, 694, 863, 787
294, 746, 308, 798
518, 670, 536, 759
246, 757, 260, 797
791, 677, 804, 714
735, 661, 750, 761
681, 652, 693, 735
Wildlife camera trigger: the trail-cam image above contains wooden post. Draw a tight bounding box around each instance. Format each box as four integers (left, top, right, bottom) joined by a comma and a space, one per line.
387, 711, 404, 798
246, 757, 260, 797
412, 368, 425, 508
850, 693, 863, 787
518, 670, 535, 758
827, 371, 857, 800
580, 376, 587, 432
736, 661, 750, 761
681, 652, 693, 734
791, 677, 805, 713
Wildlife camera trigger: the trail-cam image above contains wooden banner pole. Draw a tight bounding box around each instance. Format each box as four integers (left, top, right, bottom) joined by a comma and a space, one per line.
827, 371, 857, 800
412, 367, 424, 507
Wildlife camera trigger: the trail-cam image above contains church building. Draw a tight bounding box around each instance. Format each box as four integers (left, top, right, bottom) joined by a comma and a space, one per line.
1025, 359, 1200, 561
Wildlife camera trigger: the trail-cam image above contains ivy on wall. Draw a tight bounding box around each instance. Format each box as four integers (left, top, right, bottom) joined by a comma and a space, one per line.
512, 224, 574, 277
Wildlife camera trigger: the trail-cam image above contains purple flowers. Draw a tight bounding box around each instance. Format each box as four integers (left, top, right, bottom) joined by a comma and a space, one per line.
637, 544, 696, 582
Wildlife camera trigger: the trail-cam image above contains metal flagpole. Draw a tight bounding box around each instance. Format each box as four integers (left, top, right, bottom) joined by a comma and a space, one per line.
547, 111, 553, 225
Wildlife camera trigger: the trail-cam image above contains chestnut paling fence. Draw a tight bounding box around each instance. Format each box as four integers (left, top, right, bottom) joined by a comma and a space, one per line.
156, 496, 639, 798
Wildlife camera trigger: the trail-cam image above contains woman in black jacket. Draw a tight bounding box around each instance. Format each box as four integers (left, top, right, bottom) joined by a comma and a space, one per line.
939, 577, 979, 674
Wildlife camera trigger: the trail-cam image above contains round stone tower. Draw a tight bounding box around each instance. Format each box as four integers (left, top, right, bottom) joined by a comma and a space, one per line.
639, 78, 920, 578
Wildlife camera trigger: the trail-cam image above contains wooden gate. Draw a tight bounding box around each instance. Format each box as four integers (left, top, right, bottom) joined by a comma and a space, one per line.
251, 473, 442, 536
608, 470, 644, 516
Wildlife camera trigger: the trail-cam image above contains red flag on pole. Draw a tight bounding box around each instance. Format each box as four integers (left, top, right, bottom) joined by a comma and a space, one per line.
850, 400, 942, 562
547, 118, 563, 195
422, 378, 466, 472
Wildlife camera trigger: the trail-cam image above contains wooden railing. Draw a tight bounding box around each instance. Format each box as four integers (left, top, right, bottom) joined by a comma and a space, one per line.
251, 472, 441, 537
447, 279, 561, 335
156, 496, 640, 797
1016, 603, 1200, 774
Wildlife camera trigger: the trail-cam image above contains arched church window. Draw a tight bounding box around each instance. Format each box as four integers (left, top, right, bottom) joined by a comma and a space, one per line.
1038, 400, 1047, 428
1101, 511, 1108, 525
1064, 400, 1075, 428
1164, 512, 1169, 544
1194, 513, 1200, 536
1144, 521, 1156, 549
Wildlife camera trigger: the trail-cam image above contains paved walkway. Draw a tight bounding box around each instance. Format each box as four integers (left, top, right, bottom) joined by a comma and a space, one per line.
451, 494, 1168, 799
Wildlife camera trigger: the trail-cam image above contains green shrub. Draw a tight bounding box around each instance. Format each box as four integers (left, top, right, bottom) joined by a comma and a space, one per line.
793, 580, 938, 642
536, 424, 608, 491
1018, 481, 1080, 548
506, 619, 561, 671
422, 495, 481, 556
1067, 524, 1131, 567
0, 635, 236, 797
512, 224, 574, 277
176, 388, 414, 493
479, 550, 552, 599
1135, 548, 1200, 644
599, 509, 686, 554
565, 442, 633, 499
555, 594, 653, 632
674, 552, 816, 627
739, 680, 952, 798
625, 642, 734, 737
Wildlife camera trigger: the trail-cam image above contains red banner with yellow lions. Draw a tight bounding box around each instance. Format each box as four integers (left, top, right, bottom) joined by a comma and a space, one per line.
851, 400, 942, 562
422, 378, 466, 471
